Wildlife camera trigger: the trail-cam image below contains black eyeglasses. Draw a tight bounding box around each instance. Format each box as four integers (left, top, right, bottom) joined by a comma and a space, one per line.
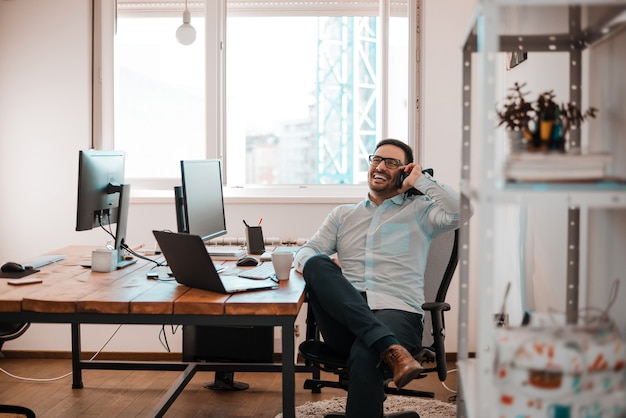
368, 155, 403, 169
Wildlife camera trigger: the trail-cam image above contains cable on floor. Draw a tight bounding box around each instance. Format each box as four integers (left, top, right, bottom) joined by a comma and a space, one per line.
0, 324, 124, 382
441, 368, 457, 394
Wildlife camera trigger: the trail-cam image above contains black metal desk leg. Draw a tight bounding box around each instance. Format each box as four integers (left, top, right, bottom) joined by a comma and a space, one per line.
71, 323, 83, 389
281, 322, 296, 418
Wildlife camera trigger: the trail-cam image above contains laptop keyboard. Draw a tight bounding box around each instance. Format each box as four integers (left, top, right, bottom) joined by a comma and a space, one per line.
238, 263, 276, 280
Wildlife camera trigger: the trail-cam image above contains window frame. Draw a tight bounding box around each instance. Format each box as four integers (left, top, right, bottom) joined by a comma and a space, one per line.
94, 0, 421, 200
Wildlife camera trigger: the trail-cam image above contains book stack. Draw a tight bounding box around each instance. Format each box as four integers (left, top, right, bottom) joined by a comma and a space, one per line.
504, 153, 612, 182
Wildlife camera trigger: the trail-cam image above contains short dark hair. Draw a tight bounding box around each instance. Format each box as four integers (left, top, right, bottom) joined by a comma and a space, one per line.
374, 139, 414, 165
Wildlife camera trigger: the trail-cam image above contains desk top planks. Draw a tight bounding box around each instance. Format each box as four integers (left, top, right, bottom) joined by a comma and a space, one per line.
129, 280, 191, 315
224, 271, 306, 316
18, 247, 155, 314
173, 287, 229, 315
77, 272, 162, 314
1, 246, 307, 319
0, 246, 93, 312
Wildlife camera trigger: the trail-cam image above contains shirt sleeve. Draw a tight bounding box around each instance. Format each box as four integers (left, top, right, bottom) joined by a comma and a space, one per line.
293, 205, 343, 273
413, 174, 466, 234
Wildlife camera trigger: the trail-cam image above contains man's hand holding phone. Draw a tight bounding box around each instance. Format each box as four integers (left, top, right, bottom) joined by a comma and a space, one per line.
397, 163, 424, 193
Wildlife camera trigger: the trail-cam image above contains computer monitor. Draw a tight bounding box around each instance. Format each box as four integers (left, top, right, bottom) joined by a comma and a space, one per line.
175, 159, 228, 242
75, 150, 136, 269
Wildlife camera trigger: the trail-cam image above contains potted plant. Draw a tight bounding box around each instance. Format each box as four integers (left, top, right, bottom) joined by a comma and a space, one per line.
560, 102, 598, 134
496, 82, 536, 153
496, 82, 535, 135
496, 82, 598, 152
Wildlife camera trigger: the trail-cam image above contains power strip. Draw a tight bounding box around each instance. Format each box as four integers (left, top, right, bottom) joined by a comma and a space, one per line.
205, 236, 307, 247
143, 237, 308, 256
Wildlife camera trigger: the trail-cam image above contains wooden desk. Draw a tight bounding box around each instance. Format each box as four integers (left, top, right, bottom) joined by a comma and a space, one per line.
0, 246, 310, 418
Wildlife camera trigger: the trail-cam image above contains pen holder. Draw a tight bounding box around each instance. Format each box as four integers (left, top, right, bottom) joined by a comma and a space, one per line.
246, 226, 266, 255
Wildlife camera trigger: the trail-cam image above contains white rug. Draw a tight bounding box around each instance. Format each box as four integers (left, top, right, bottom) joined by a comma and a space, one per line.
274, 395, 456, 418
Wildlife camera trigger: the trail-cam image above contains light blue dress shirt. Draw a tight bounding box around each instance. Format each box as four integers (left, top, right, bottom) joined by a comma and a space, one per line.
294, 174, 461, 316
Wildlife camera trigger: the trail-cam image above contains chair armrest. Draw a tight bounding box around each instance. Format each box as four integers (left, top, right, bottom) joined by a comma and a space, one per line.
422, 302, 450, 313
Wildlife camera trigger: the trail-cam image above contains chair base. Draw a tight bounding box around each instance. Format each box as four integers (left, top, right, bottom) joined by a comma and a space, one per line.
383, 382, 435, 399
302, 377, 436, 399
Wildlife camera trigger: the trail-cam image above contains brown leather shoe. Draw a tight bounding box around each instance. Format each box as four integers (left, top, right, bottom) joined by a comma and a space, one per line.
381, 344, 423, 388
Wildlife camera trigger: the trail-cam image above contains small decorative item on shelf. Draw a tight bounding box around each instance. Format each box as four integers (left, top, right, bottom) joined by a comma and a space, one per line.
496, 82, 598, 153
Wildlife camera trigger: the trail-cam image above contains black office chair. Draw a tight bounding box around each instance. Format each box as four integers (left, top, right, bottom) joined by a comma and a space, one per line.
0, 322, 30, 358
298, 228, 459, 418
0, 405, 36, 417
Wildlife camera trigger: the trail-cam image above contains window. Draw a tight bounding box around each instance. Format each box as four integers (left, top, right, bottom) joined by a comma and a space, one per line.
110, 1, 418, 188
115, 15, 206, 179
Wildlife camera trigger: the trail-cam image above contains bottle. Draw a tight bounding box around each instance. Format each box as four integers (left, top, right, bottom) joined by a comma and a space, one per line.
550, 108, 563, 151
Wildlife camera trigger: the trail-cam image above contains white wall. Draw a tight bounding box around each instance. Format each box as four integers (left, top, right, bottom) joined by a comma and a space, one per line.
0, 0, 92, 263
0, 0, 477, 354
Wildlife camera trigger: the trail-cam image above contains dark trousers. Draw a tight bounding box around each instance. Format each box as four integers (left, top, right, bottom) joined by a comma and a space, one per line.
303, 254, 423, 418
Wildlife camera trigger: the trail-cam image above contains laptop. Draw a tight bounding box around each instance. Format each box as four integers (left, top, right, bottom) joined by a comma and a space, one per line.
153, 230, 278, 294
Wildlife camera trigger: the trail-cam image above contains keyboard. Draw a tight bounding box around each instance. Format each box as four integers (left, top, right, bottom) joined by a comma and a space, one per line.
23, 254, 65, 269
206, 246, 246, 260
238, 263, 276, 280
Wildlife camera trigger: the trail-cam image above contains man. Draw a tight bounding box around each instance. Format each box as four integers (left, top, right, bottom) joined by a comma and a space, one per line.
295, 139, 461, 418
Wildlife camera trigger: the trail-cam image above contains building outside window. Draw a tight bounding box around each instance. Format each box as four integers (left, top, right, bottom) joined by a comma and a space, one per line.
112, 0, 415, 188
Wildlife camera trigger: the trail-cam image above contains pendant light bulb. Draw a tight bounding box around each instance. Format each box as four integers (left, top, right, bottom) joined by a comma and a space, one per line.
176, 5, 196, 45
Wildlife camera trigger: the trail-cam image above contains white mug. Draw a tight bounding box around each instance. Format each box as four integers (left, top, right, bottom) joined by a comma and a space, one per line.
271, 252, 293, 281
91, 249, 117, 273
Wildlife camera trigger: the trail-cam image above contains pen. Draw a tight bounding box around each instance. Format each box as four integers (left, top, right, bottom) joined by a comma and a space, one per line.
243, 219, 250, 227
258, 218, 263, 226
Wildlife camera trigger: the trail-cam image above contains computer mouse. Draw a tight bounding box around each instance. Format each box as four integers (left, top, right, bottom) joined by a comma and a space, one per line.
1, 261, 26, 273
236, 256, 259, 267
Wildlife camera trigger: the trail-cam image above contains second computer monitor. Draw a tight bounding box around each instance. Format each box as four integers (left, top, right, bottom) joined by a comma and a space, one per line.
177, 159, 228, 242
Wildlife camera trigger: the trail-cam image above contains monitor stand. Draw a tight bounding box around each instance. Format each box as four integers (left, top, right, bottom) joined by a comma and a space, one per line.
79, 254, 137, 270
116, 257, 137, 269
111, 183, 136, 269
203, 372, 249, 391
81, 183, 137, 270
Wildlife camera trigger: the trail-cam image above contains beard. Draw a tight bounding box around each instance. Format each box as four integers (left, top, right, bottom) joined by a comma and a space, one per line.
368, 172, 400, 194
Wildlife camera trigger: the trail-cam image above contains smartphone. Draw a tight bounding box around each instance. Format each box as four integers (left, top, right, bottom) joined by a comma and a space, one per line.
399, 168, 434, 195
397, 171, 408, 189
8, 278, 43, 285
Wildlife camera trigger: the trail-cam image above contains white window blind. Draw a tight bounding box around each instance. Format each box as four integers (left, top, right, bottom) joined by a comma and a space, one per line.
117, 1, 408, 16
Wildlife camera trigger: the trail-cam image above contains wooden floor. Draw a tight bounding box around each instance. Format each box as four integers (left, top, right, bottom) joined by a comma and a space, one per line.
0, 356, 457, 417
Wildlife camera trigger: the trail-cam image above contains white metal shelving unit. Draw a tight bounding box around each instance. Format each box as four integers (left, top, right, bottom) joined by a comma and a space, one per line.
457, 2, 626, 417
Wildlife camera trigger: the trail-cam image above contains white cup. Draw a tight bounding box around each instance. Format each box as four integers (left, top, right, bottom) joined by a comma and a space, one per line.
271, 252, 293, 281
91, 248, 117, 272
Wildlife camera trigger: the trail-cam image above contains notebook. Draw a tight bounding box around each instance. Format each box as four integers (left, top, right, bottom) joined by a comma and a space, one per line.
259, 246, 301, 262
152, 230, 278, 294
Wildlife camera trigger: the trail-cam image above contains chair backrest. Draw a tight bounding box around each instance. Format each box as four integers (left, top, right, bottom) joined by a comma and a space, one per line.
420, 228, 459, 347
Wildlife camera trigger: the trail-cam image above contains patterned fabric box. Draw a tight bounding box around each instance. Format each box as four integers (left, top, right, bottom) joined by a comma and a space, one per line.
494, 325, 626, 418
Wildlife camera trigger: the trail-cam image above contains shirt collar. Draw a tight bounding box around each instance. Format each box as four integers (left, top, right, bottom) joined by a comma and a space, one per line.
365, 192, 405, 207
